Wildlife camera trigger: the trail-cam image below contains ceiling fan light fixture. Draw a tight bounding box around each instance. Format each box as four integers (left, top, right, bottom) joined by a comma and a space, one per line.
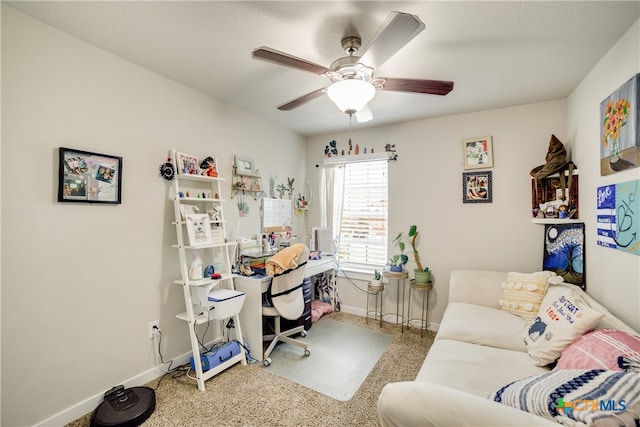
327, 79, 375, 115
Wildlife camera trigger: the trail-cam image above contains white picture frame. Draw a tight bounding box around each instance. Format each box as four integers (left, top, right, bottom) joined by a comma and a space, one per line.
234, 155, 256, 176
185, 214, 213, 246
463, 136, 494, 170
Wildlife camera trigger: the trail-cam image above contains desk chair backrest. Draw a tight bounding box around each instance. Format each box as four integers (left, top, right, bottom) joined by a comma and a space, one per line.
267, 246, 309, 320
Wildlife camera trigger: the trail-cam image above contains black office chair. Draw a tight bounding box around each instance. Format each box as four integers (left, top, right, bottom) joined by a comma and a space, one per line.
262, 245, 311, 367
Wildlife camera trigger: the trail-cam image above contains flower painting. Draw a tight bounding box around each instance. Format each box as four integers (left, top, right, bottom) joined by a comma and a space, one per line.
600, 74, 639, 175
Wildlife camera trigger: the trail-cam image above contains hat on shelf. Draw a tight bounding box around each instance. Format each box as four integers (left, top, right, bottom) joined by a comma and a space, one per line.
530, 135, 569, 179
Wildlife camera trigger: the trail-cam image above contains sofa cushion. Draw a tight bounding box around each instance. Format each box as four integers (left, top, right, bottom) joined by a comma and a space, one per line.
498, 271, 556, 320
490, 369, 640, 426
437, 302, 528, 352
555, 329, 640, 371
416, 339, 549, 398
523, 285, 604, 366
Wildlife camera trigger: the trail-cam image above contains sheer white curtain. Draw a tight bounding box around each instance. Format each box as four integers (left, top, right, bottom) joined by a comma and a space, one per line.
320, 164, 344, 242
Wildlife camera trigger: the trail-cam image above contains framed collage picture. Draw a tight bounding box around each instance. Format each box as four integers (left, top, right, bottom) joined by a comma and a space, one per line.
462, 171, 493, 203
58, 147, 122, 204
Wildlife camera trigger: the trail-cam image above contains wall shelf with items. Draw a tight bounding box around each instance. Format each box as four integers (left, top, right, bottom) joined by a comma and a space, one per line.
169, 149, 246, 391
231, 167, 264, 200
531, 169, 579, 224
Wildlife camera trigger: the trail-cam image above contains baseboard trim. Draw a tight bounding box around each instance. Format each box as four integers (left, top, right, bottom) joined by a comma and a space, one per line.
35, 309, 438, 426
35, 341, 218, 426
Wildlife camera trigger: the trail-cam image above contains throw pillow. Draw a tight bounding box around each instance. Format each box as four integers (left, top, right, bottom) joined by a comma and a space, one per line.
555, 329, 640, 371
523, 286, 604, 366
490, 369, 640, 426
499, 271, 557, 320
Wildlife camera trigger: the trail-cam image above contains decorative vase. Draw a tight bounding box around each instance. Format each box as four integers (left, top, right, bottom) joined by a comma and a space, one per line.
414, 269, 431, 284
370, 279, 382, 288
389, 265, 403, 273
609, 136, 620, 164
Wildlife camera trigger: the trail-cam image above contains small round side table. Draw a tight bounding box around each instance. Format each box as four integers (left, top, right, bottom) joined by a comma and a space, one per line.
366, 281, 384, 328
408, 279, 433, 337
383, 270, 409, 332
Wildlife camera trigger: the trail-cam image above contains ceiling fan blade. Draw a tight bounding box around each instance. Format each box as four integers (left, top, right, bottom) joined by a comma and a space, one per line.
379, 77, 454, 96
359, 11, 425, 68
356, 104, 373, 123
277, 88, 328, 111
253, 47, 330, 75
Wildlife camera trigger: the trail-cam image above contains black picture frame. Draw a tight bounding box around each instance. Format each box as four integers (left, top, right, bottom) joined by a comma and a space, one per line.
58, 147, 122, 204
462, 171, 492, 203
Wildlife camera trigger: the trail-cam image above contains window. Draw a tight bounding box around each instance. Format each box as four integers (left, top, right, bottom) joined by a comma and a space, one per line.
322, 158, 388, 273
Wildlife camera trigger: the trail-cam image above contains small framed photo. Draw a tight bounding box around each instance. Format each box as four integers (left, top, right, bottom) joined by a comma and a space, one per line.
463, 136, 493, 169
463, 171, 493, 203
185, 213, 213, 246
177, 152, 199, 175
234, 155, 256, 176
58, 147, 122, 204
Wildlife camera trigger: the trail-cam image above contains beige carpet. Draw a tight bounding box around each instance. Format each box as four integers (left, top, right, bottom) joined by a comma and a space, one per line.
66, 312, 435, 427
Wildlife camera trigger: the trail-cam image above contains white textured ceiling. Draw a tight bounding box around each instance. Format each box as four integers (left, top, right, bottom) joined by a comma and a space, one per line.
6, 1, 640, 136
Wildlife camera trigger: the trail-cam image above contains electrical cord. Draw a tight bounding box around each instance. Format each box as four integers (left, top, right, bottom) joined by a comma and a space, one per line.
334, 260, 381, 296
151, 329, 189, 391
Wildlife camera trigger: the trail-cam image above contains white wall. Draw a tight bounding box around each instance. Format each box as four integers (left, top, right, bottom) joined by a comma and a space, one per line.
567, 20, 640, 330
1, 6, 305, 426
306, 99, 568, 324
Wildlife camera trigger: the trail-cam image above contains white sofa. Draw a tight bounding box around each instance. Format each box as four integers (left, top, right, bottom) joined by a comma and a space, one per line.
377, 270, 639, 427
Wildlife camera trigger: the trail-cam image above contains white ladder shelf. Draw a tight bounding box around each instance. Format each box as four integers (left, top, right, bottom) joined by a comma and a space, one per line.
169, 150, 246, 391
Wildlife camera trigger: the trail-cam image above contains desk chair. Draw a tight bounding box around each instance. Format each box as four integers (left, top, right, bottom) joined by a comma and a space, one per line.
262, 244, 311, 367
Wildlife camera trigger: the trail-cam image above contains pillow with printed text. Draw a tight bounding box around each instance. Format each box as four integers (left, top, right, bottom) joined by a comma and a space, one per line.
523, 286, 604, 366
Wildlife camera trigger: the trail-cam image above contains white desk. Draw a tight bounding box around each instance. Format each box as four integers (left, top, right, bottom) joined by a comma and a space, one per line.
234, 256, 336, 361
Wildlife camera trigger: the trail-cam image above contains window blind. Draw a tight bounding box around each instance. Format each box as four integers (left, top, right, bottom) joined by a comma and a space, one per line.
337, 160, 388, 272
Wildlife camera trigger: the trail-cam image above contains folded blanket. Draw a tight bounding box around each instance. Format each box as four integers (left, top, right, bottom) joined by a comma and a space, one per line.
266, 243, 308, 277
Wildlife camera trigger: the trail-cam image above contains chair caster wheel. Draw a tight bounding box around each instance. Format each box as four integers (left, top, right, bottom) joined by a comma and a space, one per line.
301, 330, 307, 337
263, 358, 271, 367
304, 348, 311, 357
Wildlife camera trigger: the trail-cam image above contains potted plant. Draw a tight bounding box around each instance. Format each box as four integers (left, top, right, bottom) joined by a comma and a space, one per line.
371, 269, 383, 287
389, 253, 408, 272
393, 225, 430, 283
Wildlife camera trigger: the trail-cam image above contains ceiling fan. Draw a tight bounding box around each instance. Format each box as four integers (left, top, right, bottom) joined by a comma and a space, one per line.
252, 11, 454, 122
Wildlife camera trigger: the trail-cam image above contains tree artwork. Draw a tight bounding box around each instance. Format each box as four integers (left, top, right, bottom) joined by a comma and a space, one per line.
543, 223, 585, 289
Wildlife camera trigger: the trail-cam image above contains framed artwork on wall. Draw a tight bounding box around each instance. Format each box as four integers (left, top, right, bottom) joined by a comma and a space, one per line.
462, 171, 492, 203
463, 136, 494, 169
234, 155, 256, 176
543, 223, 585, 289
58, 147, 122, 204
599, 73, 639, 176
596, 180, 640, 256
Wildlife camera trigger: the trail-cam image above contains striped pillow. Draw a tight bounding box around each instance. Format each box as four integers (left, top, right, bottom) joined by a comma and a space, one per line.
490, 369, 640, 425
498, 271, 554, 320
555, 329, 640, 371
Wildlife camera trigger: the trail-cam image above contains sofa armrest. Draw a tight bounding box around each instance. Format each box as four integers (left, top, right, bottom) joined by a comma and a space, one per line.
448, 270, 508, 308
378, 382, 558, 427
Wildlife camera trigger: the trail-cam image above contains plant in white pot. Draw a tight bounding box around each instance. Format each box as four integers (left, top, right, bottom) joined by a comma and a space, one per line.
371, 269, 383, 286
393, 225, 430, 283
